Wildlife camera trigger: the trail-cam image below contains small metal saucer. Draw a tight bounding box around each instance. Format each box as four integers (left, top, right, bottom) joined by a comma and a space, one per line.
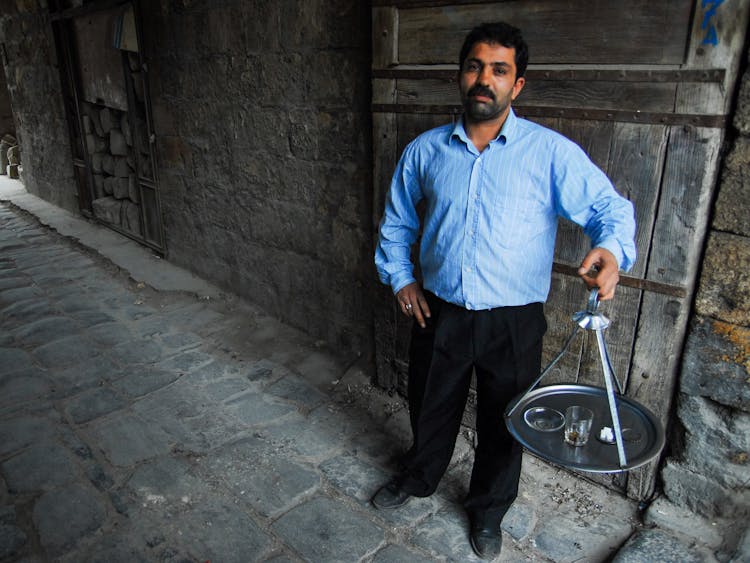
524, 407, 565, 432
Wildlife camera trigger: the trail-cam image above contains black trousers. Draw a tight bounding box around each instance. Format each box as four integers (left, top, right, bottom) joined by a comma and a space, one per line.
402, 291, 546, 528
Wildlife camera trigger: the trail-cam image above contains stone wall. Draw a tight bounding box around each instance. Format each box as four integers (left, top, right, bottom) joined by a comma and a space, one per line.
0, 2, 374, 357
0, 4, 78, 211
141, 2, 374, 356
658, 46, 750, 549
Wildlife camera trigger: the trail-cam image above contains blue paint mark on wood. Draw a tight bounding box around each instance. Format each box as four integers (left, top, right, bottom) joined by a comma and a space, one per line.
701, 0, 725, 46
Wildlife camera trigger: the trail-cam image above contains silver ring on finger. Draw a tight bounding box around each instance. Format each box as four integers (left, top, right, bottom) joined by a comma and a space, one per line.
405, 303, 413, 310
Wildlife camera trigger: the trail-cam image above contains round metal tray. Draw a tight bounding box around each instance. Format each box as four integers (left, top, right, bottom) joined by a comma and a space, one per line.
505, 384, 665, 473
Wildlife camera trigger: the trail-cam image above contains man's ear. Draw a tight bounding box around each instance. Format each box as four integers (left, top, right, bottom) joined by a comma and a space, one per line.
512, 77, 526, 100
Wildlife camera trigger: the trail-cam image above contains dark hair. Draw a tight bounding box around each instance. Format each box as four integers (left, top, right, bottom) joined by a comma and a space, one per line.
459, 22, 529, 79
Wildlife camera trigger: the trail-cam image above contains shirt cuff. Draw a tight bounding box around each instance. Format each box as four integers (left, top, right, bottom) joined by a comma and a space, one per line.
390, 273, 417, 295
593, 239, 626, 271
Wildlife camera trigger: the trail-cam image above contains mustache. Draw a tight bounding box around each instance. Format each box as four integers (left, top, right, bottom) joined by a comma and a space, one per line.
467, 85, 495, 100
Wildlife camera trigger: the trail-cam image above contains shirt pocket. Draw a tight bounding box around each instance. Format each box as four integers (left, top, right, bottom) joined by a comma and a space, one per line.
490, 193, 550, 250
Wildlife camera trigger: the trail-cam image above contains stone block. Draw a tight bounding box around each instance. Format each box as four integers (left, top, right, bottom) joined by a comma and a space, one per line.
1, 442, 80, 493
0, 524, 26, 559
203, 436, 320, 518
85, 412, 173, 467
85, 134, 105, 155
113, 156, 132, 178
90, 152, 103, 173
271, 497, 384, 562
122, 201, 141, 234
32, 334, 100, 369
733, 68, 750, 134
82, 114, 92, 134
121, 113, 132, 146
112, 177, 129, 199
33, 483, 106, 555
681, 317, 750, 410
714, 136, 750, 237
695, 231, 750, 325
611, 528, 708, 563
92, 196, 121, 224
662, 460, 750, 518
99, 107, 114, 131
643, 496, 724, 549
110, 129, 128, 156
66, 387, 127, 424
7, 164, 18, 178
675, 394, 750, 489
84, 104, 104, 136
92, 173, 104, 198
101, 154, 114, 175
102, 176, 116, 195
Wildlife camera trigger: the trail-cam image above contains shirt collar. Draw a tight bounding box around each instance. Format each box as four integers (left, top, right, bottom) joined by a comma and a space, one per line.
449, 107, 518, 147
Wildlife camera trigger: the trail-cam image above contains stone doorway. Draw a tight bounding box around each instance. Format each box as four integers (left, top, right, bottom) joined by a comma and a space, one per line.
50, 0, 164, 253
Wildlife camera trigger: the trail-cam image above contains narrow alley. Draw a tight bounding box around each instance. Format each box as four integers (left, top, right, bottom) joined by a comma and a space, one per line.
0, 179, 721, 562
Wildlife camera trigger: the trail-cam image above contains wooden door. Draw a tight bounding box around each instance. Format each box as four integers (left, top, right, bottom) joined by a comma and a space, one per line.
372, 0, 750, 499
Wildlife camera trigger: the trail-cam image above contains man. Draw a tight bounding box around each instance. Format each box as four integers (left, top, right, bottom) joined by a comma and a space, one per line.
373, 22, 636, 560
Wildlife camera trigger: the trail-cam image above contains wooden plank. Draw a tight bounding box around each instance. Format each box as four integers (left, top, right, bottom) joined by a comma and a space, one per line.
373, 103, 728, 128
396, 112, 454, 156
378, 78, 678, 113
552, 120, 614, 267
676, 0, 750, 115
373, 6, 399, 68
372, 112, 398, 228
373, 68, 726, 84
607, 123, 669, 279
397, 2, 693, 65
543, 273, 586, 386
627, 125, 724, 499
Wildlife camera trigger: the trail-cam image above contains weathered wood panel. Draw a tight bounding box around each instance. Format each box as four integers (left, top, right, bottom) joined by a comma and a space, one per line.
372, 0, 749, 500
627, 125, 723, 499
676, 0, 750, 115
397, 1, 693, 65
375, 78, 679, 113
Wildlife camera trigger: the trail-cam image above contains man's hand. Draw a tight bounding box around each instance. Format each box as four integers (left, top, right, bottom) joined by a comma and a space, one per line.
395, 282, 431, 328
578, 247, 620, 300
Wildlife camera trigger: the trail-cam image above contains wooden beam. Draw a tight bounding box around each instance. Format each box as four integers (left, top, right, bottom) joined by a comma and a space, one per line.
551, 264, 687, 298
373, 68, 726, 83
372, 104, 729, 128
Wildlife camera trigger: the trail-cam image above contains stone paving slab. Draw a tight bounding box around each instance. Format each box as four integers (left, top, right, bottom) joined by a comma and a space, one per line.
0, 196, 725, 562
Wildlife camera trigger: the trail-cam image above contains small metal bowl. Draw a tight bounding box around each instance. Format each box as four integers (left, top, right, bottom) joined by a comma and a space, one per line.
524, 407, 565, 432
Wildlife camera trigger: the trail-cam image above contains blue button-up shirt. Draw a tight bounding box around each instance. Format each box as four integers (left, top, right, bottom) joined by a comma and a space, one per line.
375, 109, 637, 309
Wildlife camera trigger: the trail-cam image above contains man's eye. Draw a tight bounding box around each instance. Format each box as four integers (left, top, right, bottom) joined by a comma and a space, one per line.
493, 68, 506, 75
465, 62, 480, 72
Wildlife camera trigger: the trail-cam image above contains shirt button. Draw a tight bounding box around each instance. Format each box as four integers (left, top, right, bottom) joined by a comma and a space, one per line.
465, 266, 472, 272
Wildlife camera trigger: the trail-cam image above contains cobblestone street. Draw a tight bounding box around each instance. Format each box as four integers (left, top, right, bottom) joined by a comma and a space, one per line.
0, 189, 721, 562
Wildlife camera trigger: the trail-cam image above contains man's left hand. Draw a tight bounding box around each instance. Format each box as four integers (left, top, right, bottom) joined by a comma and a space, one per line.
578, 247, 620, 300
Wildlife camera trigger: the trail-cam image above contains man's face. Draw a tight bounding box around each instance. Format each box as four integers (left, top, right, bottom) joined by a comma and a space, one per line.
459, 41, 525, 123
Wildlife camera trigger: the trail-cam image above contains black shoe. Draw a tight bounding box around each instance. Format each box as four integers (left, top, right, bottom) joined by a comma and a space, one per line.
371, 479, 412, 510
469, 525, 503, 560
